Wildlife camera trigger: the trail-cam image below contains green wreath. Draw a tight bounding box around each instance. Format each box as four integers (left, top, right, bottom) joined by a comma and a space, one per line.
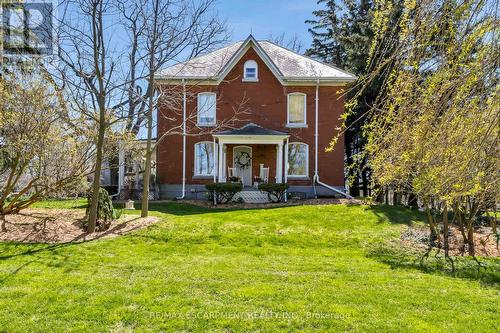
235, 151, 252, 169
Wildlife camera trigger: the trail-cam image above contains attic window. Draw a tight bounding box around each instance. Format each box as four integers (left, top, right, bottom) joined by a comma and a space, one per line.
243, 60, 258, 81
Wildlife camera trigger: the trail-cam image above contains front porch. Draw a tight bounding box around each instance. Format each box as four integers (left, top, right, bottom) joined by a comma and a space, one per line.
212, 123, 290, 186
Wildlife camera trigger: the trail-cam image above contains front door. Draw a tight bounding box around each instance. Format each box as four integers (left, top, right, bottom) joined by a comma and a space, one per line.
233, 146, 252, 186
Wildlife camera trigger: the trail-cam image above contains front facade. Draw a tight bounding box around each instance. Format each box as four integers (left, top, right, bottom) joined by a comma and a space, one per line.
155, 36, 356, 200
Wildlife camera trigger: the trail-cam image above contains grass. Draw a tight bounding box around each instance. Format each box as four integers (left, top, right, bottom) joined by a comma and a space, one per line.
0, 201, 498, 332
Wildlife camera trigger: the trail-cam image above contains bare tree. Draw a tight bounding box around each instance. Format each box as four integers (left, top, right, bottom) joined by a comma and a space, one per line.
117, 0, 230, 216
57, 0, 132, 232
269, 33, 304, 53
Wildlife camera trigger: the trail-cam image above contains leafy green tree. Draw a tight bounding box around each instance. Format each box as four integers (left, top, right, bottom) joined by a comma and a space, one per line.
362, 0, 499, 257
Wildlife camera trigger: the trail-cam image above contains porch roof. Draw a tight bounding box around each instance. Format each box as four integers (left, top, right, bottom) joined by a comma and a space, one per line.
214, 123, 288, 137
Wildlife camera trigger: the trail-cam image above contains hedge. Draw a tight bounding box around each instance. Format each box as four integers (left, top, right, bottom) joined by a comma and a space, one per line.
258, 183, 289, 203
206, 183, 243, 204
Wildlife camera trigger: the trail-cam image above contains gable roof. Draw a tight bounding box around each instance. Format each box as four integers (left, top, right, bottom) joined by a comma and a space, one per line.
156, 35, 357, 85
215, 123, 288, 136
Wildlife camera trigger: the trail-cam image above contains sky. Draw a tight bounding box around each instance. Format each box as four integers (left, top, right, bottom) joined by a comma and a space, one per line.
215, 0, 318, 47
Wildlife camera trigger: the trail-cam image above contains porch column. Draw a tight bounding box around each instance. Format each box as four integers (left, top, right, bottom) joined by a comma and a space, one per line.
213, 138, 217, 183
284, 138, 289, 183
276, 143, 283, 183
223, 145, 227, 182
218, 141, 224, 182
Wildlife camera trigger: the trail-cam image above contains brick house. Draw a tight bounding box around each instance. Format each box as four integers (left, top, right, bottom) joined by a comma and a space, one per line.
155, 35, 356, 200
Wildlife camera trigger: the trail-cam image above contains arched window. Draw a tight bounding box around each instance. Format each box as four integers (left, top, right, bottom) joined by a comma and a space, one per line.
287, 93, 307, 126
243, 60, 258, 81
287, 143, 308, 177
197, 92, 216, 126
194, 142, 215, 176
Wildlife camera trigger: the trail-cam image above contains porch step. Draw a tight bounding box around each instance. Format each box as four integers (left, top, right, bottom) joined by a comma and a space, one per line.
234, 191, 270, 203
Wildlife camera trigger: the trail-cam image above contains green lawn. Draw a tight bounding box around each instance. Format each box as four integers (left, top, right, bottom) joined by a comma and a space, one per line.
0, 201, 498, 332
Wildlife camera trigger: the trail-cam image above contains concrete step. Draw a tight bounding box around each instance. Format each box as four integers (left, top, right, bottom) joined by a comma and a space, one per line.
234, 191, 270, 203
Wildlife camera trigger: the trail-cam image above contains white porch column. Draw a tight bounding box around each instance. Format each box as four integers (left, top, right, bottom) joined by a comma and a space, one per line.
284, 138, 289, 183
118, 142, 125, 193
218, 141, 224, 182
276, 143, 283, 183
220, 142, 227, 182
213, 138, 217, 183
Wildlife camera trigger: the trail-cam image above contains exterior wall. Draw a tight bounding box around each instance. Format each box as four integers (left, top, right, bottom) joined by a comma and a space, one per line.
157, 47, 346, 198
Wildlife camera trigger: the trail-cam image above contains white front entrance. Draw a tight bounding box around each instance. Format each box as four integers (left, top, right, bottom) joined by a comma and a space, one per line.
233, 146, 252, 186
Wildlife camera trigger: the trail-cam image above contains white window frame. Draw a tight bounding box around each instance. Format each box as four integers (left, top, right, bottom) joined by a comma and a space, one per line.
287, 142, 309, 178
243, 60, 258, 82
194, 141, 215, 176
286, 92, 307, 127
197, 92, 216, 126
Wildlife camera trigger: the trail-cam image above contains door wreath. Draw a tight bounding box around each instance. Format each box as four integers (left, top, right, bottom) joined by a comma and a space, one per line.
235, 151, 252, 169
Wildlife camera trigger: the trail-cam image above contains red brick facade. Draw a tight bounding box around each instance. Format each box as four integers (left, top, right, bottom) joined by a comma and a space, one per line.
157, 47, 345, 193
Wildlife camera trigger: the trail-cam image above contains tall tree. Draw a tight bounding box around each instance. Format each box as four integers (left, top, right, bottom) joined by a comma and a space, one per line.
307, 0, 402, 197
117, 0, 228, 217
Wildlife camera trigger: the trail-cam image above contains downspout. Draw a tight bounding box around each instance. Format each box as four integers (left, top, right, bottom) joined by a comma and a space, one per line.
176, 79, 187, 200
313, 78, 353, 199
313, 79, 319, 198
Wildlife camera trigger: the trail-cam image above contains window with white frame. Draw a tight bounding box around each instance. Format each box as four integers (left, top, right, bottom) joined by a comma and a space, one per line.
197, 92, 216, 126
194, 142, 215, 176
243, 60, 258, 81
287, 93, 306, 126
288, 143, 308, 177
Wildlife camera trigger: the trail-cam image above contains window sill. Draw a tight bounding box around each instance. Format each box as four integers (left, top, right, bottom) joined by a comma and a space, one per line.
287, 176, 310, 181
286, 124, 308, 128
192, 175, 214, 180
197, 123, 216, 127
242, 78, 259, 82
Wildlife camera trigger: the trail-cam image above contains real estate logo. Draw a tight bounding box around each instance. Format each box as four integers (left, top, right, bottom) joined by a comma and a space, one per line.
1, 0, 54, 57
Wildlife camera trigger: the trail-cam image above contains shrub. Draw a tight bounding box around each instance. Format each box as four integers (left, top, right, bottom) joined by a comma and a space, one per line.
206, 183, 243, 204
258, 183, 289, 203
84, 188, 115, 231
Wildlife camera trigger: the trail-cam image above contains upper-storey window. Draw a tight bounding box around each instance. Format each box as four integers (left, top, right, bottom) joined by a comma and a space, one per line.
197, 92, 216, 126
243, 60, 258, 81
287, 93, 307, 127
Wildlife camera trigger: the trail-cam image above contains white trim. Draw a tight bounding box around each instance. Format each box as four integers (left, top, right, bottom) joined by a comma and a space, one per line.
243, 60, 258, 81
214, 135, 289, 145
197, 92, 216, 126
287, 142, 309, 178
194, 141, 216, 176
287, 92, 307, 126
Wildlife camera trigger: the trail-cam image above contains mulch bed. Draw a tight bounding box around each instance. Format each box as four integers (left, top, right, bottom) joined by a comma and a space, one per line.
0, 209, 159, 244
401, 224, 499, 257
182, 198, 362, 209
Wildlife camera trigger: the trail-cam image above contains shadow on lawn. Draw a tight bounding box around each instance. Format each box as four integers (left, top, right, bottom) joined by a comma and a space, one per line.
368, 244, 500, 286
365, 204, 425, 225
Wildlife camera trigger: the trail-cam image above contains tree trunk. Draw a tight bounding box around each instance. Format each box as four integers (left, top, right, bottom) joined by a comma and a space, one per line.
467, 224, 475, 256
87, 99, 107, 233
443, 204, 449, 258
1, 214, 6, 232
141, 94, 153, 217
